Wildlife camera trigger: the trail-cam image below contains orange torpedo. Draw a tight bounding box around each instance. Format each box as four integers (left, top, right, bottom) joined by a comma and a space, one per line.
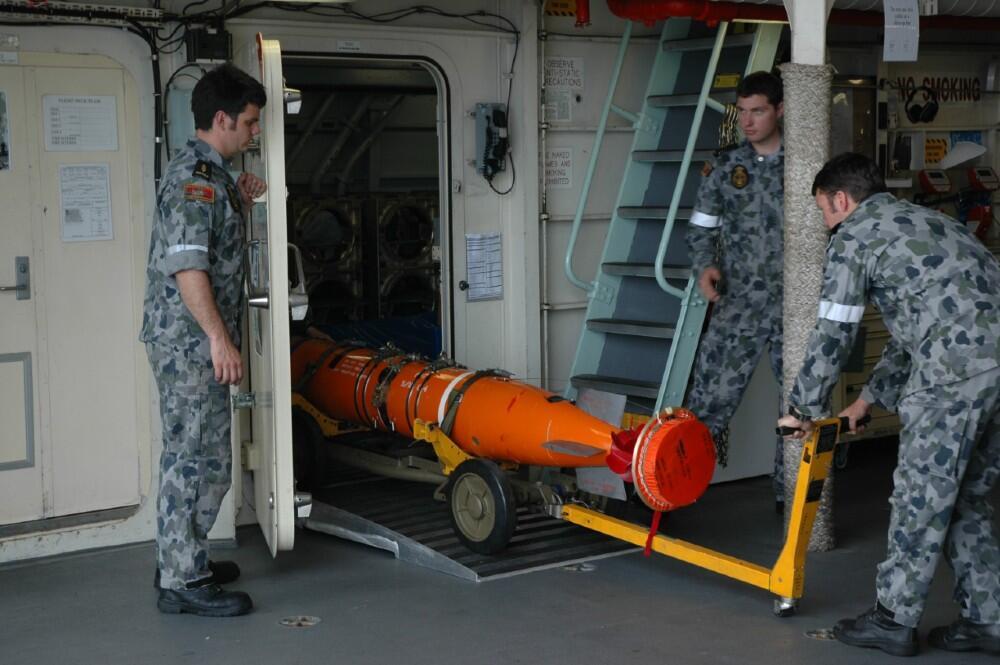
290, 339, 716, 511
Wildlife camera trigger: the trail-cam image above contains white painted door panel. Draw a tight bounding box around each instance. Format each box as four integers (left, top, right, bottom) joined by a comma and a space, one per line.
31, 65, 142, 515
241, 35, 295, 555
0, 56, 143, 525
0, 64, 44, 524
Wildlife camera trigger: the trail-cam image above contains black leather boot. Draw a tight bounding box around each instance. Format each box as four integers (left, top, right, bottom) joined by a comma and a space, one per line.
154, 560, 241, 589
157, 583, 253, 617
833, 603, 918, 657
928, 618, 1000, 654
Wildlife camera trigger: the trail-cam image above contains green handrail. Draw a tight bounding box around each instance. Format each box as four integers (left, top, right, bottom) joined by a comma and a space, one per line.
654, 22, 729, 298
563, 20, 633, 293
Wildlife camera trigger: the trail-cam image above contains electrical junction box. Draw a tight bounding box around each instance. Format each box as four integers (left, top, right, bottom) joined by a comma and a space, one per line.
474, 103, 508, 180
186, 27, 231, 63
918, 169, 951, 194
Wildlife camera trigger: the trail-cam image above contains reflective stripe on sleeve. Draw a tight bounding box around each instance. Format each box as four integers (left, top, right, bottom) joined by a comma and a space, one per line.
166, 244, 209, 255
818, 300, 865, 323
689, 211, 721, 228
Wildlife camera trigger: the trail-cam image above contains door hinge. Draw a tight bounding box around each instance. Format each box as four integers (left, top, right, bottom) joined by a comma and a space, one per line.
295, 491, 313, 519
241, 439, 259, 470
232, 392, 255, 410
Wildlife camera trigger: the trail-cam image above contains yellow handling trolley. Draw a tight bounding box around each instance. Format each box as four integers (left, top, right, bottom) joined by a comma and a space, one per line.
418, 414, 864, 617
296, 387, 862, 617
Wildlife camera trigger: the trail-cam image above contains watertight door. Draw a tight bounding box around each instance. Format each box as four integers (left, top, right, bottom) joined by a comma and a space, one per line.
242, 34, 295, 555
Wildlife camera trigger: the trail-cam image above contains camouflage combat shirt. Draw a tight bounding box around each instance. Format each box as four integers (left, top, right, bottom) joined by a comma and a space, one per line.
790, 192, 1000, 417
140, 139, 246, 352
687, 140, 784, 329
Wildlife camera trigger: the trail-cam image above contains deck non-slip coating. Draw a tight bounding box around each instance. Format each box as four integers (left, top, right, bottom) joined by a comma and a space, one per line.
2, 438, 997, 665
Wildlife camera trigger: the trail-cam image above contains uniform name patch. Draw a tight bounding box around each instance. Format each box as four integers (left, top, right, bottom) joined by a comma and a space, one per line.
225, 183, 242, 215
731, 164, 749, 189
184, 183, 215, 203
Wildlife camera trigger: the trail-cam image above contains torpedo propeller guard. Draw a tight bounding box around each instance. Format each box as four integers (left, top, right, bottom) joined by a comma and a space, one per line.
291, 339, 715, 511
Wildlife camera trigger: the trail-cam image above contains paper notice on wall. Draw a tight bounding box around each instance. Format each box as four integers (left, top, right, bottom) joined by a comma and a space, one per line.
545, 56, 583, 122
884, 0, 919, 62
545, 148, 573, 189
545, 89, 573, 122
465, 232, 503, 301
60, 163, 113, 242
43, 95, 118, 152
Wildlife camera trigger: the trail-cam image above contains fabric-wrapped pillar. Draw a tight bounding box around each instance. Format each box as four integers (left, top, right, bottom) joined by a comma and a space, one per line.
779, 61, 835, 552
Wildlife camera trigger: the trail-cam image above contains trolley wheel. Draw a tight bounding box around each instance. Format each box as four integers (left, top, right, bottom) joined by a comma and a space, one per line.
446, 459, 517, 554
773, 597, 798, 618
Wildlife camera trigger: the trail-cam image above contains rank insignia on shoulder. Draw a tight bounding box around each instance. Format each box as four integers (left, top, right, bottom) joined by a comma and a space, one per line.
730, 164, 749, 189
193, 160, 213, 181
184, 182, 215, 203
225, 183, 242, 214
701, 161, 714, 177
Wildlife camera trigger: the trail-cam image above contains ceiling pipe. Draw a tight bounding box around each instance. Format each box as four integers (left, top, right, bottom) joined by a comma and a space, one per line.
606, 0, 1000, 30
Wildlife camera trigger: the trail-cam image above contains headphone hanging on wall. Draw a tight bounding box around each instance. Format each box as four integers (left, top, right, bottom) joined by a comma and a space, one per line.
905, 85, 939, 124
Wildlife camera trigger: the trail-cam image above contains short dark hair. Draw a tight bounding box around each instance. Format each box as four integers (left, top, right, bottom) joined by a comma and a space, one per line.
737, 71, 783, 107
191, 63, 267, 131
811, 152, 887, 203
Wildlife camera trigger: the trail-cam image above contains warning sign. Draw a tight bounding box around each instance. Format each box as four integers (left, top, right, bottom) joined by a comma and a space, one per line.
925, 138, 948, 165
545, 0, 576, 17
545, 148, 573, 189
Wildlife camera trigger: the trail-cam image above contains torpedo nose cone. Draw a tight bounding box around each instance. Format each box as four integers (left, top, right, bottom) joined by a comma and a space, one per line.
633, 408, 715, 511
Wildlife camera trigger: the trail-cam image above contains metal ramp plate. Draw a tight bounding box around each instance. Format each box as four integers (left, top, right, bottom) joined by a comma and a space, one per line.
306, 474, 638, 582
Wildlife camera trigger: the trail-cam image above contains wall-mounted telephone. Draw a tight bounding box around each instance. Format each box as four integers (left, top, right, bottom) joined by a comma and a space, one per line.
475, 103, 508, 181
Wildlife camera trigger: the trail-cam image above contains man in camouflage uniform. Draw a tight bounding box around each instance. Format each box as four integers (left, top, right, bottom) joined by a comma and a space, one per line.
141, 63, 267, 617
780, 153, 1000, 656
685, 71, 786, 508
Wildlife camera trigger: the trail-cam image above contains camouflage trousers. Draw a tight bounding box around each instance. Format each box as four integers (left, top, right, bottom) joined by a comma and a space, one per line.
685, 315, 784, 499
877, 366, 1000, 627
146, 342, 232, 590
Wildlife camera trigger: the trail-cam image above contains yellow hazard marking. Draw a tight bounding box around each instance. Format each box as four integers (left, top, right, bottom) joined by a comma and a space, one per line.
714, 73, 741, 89
925, 138, 948, 165
544, 0, 576, 17
621, 411, 651, 430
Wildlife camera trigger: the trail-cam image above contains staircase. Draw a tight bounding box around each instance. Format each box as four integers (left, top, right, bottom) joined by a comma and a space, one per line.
564, 18, 782, 415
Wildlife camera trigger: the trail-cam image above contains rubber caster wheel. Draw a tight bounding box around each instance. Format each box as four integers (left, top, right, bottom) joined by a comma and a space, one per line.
447, 459, 517, 554
773, 597, 798, 617
834, 441, 851, 470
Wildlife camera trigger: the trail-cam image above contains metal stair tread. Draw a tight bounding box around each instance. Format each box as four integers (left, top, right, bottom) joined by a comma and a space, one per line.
633, 149, 715, 163
647, 91, 736, 108
570, 374, 660, 399
603, 262, 689, 279
617, 206, 693, 220
661, 33, 755, 52
586, 318, 676, 339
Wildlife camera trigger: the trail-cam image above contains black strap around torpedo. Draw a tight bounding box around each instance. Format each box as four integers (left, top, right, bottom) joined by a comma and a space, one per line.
355, 346, 406, 428
406, 357, 461, 432
439, 369, 510, 438
371, 358, 416, 431
293, 344, 357, 393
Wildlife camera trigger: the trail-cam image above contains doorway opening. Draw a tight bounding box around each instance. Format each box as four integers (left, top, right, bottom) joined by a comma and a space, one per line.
281, 55, 450, 357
